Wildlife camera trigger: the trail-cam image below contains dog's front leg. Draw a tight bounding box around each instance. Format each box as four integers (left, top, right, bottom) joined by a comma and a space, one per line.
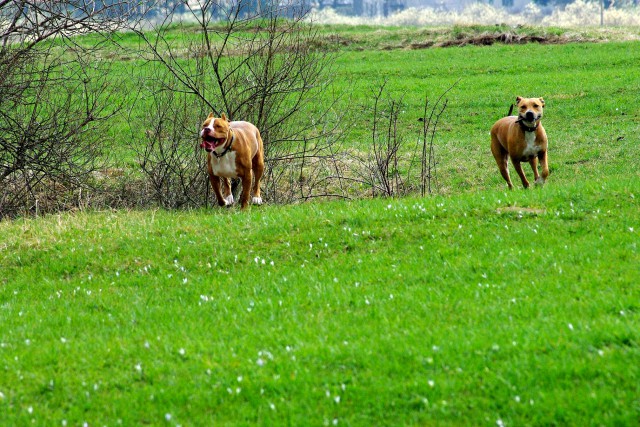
512, 160, 530, 189
209, 175, 227, 206
528, 157, 540, 183
221, 177, 234, 205
536, 151, 549, 186
239, 172, 253, 210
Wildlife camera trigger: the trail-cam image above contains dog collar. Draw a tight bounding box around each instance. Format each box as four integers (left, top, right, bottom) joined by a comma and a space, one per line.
212, 130, 234, 158
516, 118, 538, 133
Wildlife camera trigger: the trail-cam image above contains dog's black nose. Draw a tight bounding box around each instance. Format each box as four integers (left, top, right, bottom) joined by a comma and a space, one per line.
525, 111, 535, 121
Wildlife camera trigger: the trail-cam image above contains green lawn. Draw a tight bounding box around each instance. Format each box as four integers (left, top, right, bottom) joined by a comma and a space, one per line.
1, 24, 640, 426
2, 179, 638, 425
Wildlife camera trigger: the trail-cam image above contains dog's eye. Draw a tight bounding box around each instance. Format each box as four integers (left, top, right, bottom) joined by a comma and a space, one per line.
532, 104, 539, 108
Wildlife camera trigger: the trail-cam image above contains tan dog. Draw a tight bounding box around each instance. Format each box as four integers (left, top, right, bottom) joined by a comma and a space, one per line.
200, 113, 264, 209
490, 96, 549, 189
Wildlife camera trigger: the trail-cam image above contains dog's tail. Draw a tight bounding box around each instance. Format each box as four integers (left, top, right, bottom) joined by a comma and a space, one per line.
507, 103, 514, 116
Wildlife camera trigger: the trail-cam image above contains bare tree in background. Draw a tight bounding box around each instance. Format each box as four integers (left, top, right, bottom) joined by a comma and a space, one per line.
0, 0, 143, 217
127, 0, 344, 207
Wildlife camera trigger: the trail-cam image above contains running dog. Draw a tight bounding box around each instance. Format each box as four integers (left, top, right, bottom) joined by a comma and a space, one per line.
490, 97, 549, 189
200, 113, 264, 209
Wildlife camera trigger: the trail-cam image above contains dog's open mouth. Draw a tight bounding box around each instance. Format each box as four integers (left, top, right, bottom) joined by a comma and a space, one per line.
519, 113, 541, 124
200, 135, 226, 152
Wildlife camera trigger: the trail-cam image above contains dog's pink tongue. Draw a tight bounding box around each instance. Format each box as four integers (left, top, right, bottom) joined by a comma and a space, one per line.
200, 141, 214, 151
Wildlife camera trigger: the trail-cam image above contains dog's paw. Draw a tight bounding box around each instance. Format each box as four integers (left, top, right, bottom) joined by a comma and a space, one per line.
225, 194, 235, 205
534, 177, 545, 187
252, 196, 263, 205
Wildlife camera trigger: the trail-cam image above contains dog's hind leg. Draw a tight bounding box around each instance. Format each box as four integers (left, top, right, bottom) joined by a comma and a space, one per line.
491, 138, 514, 190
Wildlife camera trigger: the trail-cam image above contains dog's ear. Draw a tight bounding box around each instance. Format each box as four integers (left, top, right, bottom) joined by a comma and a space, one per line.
516, 96, 524, 104
539, 98, 545, 108
207, 112, 215, 119
221, 113, 229, 122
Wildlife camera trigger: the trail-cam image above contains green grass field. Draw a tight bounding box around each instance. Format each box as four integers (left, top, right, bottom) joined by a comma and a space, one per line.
1, 25, 640, 425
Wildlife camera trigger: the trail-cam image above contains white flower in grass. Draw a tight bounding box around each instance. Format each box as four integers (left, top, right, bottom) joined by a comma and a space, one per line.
165, 413, 172, 421
269, 403, 276, 410
178, 348, 186, 356
334, 395, 341, 404
568, 323, 574, 331
256, 358, 265, 367
135, 363, 142, 373
496, 419, 505, 427
428, 380, 435, 387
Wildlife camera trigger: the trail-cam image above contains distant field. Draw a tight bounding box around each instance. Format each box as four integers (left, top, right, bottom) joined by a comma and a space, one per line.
1, 24, 640, 426
99, 25, 640, 194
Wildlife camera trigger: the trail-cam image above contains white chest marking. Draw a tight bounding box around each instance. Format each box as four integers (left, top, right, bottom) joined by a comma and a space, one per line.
210, 151, 238, 178
522, 132, 541, 157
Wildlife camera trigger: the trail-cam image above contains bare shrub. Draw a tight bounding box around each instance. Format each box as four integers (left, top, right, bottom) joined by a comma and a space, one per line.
345, 82, 452, 199
353, 82, 407, 197
417, 83, 456, 196
0, 0, 142, 218
127, 67, 209, 209
128, 0, 340, 207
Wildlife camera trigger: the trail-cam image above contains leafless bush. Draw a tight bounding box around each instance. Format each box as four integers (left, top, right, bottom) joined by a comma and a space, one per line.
127, 0, 341, 208
127, 67, 209, 209
417, 82, 456, 196
347, 81, 453, 199
0, 0, 143, 218
369, 83, 405, 197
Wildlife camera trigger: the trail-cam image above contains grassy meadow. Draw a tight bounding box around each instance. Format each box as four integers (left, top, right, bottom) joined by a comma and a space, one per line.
1, 24, 640, 425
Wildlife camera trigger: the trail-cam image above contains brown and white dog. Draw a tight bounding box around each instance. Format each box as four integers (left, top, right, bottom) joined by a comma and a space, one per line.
490, 96, 549, 190
200, 113, 264, 209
